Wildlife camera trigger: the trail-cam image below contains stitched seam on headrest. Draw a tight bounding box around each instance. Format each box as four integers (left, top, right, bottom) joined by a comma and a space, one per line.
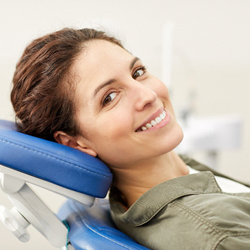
0, 138, 110, 179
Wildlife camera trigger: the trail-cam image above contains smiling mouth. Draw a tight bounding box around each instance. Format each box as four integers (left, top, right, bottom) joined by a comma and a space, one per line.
136, 109, 167, 132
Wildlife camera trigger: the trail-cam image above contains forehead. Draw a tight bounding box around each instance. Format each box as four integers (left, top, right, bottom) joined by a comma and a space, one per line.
80, 39, 129, 63
74, 39, 132, 80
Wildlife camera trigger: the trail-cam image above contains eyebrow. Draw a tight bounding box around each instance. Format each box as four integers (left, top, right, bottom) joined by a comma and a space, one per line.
130, 57, 140, 70
93, 57, 140, 97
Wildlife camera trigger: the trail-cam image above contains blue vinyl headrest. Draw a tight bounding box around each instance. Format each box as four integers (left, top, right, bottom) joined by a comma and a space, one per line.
0, 120, 112, 198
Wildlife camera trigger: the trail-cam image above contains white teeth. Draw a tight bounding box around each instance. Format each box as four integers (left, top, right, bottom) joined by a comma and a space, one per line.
151, 120, 157, 126
138, 109, 167, 132
155, 117, 162, 124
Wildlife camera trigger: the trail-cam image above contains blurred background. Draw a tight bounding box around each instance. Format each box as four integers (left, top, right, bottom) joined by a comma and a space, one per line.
0, 0, 249, 249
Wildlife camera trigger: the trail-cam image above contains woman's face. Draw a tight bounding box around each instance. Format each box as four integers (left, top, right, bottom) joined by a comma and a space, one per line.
72, 40, 183, 168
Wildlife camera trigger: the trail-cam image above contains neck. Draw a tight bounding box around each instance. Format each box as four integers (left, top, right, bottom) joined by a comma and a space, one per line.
110, 151, 189, 207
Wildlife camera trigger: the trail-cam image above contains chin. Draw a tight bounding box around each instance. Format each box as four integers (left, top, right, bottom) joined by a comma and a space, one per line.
164, 124, 184, 153
177, 124, 184, 144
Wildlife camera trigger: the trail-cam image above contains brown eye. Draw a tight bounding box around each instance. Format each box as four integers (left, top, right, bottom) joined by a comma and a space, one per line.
103, 92, 117, 106
133, 67, 146, 79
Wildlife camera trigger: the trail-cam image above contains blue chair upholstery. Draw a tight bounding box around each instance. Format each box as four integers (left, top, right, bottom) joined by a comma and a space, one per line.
58, 199, 149, 250
0, 119, 149, 249
0, 120, 112, 198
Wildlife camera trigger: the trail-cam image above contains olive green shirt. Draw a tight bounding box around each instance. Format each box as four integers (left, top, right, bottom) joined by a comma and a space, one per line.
109, 156, 250, 250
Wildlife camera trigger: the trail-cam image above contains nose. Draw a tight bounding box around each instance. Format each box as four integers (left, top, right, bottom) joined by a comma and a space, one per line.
132, 81, 157, 111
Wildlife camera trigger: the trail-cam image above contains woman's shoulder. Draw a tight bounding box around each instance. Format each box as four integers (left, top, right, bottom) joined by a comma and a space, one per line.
180, 154, 250, 187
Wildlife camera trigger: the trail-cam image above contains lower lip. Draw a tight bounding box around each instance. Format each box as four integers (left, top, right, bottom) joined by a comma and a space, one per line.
139, 111, 171, 133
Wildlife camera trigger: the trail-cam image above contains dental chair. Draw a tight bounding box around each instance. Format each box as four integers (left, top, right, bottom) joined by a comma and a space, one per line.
0, 120, 149, 250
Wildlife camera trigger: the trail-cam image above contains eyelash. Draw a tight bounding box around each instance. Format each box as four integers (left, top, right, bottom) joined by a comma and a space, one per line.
102, 65, 147, 107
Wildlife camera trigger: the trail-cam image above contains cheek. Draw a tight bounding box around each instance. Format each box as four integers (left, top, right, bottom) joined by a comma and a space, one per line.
151, 79, 171, 103
158, 81, 170, 98
88, 110, 133, 145
147, 76, 169, 97
89, 113, 135, 162
154, 80, 176, 116
102, 111, 132, 138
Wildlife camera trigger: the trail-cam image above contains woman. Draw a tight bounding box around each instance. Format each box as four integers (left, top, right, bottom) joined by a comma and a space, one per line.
11, 28, 250, 249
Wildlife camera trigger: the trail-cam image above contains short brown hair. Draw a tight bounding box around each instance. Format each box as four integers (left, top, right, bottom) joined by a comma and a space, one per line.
11, 28, 123, 141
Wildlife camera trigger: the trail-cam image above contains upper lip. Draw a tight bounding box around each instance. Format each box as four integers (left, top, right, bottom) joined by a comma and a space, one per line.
135, 107, 164, 131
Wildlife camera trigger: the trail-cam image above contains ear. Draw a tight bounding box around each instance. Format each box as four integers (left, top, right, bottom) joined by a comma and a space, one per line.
53, 131, 97, 157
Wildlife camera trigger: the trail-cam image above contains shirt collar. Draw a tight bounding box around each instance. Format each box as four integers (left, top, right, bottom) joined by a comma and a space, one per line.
110, 171, 222, 226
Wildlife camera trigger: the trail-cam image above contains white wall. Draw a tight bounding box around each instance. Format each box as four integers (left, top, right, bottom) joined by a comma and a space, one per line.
0, 0, 250, 249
